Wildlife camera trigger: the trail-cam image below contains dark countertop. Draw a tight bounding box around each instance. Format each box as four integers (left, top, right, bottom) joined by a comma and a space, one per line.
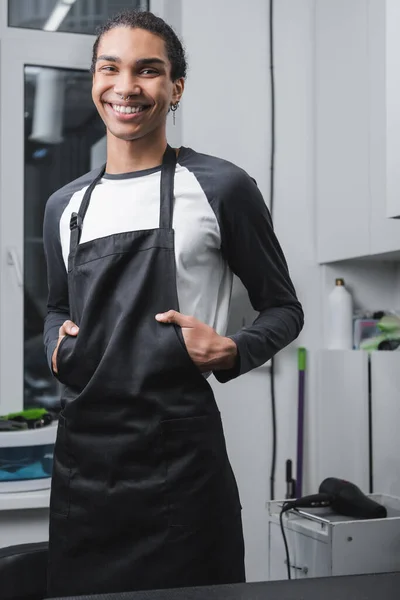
52, 571, 400, 600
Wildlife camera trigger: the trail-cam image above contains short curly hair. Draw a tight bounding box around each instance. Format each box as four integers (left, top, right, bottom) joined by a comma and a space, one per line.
90, 10, 188, 81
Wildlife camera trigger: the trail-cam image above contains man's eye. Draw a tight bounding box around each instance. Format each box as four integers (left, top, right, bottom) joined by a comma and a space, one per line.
141, 69, 158, 76
100, 66, 116, 72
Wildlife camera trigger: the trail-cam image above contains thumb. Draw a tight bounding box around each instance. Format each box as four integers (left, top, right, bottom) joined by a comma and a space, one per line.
155, 310, 188, 326
63, 320, 79, 336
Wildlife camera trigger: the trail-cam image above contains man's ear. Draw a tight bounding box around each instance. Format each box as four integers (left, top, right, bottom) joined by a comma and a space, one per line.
172, 77, 185, 104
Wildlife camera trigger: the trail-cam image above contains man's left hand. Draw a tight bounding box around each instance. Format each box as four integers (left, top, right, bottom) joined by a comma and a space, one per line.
155, 310, 237, 372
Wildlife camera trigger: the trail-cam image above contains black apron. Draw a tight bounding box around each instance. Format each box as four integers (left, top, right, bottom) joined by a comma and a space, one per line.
47, 145, 245, 597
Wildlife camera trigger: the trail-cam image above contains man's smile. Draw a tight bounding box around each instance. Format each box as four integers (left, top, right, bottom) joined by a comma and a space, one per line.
104, 102, 152, 120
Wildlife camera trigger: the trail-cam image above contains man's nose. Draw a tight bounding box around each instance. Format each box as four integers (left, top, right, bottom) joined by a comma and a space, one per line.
114, 75, 142, 98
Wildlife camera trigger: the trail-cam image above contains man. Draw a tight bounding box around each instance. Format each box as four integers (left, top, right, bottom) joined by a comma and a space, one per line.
43, 10, 303, 598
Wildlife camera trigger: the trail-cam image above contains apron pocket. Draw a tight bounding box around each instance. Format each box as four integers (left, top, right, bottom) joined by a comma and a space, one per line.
56, 335, 76, 384
56, 335, 88, 390
161, 414, 241, 530
49, 415, 72, 518
173, 324, 202, 375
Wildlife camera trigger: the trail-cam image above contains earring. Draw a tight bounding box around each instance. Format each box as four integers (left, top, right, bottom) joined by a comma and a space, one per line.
170, 102, 180, 126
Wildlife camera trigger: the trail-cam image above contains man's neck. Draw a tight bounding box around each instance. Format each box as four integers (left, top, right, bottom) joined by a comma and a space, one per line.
105, 131, 169, 174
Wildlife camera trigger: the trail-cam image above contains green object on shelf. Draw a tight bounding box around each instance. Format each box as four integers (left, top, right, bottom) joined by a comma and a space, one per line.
0, 408, 53, 430
360, 314, 400, 351
0, 408, 49, 421
377, 315, 400, 333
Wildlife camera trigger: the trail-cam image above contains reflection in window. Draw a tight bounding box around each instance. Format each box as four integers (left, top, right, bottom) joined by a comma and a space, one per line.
9, 0, 148, 35
24, 65, 105, 411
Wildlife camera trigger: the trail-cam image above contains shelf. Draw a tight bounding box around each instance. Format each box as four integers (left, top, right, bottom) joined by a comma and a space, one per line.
0, 422, 57, 447
318, 249, 400, 265
0, 488, 50, 511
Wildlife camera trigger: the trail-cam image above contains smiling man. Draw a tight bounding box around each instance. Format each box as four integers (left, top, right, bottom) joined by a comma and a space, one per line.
43, 9, 303, 599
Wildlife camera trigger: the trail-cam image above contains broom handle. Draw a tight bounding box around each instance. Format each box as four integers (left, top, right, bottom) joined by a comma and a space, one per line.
296, 348, 306, 498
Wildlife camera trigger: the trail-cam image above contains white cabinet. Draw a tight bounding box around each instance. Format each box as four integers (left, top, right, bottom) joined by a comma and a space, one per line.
316, 350, 370, 492
315, 0, 370, 263
315, 0, 400, 264
369, 0, 400, 249
371, 352, 400, 496
268, 520, 331, 580
267, 496, 400, 580
385, 0, 400, 220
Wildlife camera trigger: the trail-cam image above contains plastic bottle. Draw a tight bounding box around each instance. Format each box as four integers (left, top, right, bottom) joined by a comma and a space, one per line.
327, 278, 353, 349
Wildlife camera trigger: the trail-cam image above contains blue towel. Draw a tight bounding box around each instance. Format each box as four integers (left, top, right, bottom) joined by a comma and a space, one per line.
0, 460, 52, 481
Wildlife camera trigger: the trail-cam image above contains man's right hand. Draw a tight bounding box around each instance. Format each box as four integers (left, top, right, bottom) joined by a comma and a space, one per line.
52, 320, 79, 374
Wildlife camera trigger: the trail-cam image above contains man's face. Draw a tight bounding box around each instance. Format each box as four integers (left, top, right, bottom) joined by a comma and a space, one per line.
92, 27, 183, 142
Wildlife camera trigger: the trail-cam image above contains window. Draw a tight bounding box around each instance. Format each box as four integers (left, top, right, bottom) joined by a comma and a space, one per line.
24, 65, 105, 410
8, 0, 149, 35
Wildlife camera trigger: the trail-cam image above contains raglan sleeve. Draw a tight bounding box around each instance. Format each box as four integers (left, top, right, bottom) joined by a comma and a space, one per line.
213, 171, 304, 383
43, 194, 70, 373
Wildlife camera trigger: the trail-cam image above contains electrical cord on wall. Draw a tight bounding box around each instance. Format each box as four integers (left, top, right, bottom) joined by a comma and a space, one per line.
270, 355, 276, 501
268, 0, 277, 501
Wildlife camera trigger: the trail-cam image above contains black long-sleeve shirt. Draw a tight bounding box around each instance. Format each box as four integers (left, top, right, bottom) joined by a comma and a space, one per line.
43, 146, 303, 382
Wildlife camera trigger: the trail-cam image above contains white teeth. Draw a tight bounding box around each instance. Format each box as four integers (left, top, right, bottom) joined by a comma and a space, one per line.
111, 104, 146, 114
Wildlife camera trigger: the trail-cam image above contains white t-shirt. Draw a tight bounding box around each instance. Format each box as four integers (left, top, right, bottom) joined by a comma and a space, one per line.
43, 146, 303, 382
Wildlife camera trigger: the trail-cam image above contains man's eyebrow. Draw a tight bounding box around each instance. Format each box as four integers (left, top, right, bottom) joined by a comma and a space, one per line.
96, 55, 121, 63
136, 58, 166, 66
96, 56, 166, 67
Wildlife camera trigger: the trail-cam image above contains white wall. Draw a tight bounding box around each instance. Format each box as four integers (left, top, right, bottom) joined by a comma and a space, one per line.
162, 0, 400, 582
272, 0, 320, 496
179, 1, 271, 580
180, 0, 270, 200
178, 0, 319, 582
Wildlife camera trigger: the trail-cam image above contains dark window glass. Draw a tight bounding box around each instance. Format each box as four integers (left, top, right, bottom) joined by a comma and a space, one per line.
9, 1, 148, 35
24, 65, 105, 411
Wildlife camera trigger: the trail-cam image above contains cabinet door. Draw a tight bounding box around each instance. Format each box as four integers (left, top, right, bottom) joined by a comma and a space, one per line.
291, 528, 330, 579
385, 0, 400, 220
269, 522, 331, 580
371, 352, 400, 496
315, 0, 370, 263
316, 350, 370, 492
269, 522, 290, 581
369, 0, 400, 252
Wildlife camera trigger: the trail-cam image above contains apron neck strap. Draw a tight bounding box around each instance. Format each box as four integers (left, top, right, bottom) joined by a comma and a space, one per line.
68, 164, 105, 271
78, 164, 106, 224
68, 144, 177, 270
159, 144, 177, 230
